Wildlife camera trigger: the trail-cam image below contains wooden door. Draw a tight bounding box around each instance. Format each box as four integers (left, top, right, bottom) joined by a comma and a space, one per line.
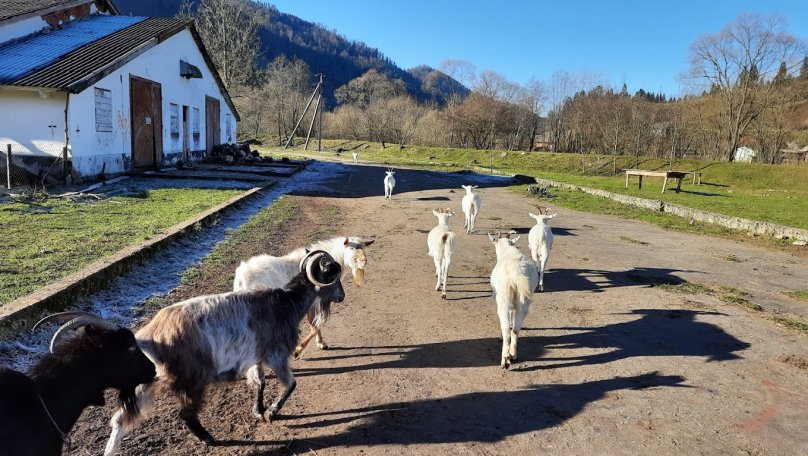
130, 76, 163, 167
205, 96, 220, 154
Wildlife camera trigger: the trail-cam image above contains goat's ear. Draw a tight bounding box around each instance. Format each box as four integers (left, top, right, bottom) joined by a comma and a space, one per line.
487, 232, 496, 242
547, 213, 557, 219
363, 239, 375, 246
432, 209, 440, 217
344, 238, 350, 246
510, 236, 521, 244
472, 185, 478, 189
304, 247, 311, 254
529, 212, 538, 219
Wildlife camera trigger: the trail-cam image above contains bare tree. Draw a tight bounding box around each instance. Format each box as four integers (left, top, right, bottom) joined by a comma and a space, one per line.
178, 0, 263, 95
688, 13, 805, 161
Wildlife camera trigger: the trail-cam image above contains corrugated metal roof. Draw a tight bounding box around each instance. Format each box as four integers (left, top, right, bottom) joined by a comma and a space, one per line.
0, 0, 80, 22
0, 15, 146, 84
10, 17, 188, 90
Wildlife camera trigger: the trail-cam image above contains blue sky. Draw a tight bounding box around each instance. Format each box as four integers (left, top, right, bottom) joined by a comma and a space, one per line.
265, 1, 808, 97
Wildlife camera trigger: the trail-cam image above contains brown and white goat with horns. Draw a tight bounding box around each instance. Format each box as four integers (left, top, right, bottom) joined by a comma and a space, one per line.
103, 251, 344, 455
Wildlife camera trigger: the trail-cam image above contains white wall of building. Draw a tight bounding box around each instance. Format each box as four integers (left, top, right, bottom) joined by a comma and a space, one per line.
66, 28, 237, 176
0, 89, 66, 157
0, 16, 49, 43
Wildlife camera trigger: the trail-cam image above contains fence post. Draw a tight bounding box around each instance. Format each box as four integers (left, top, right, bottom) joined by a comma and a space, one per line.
5, 144, 11, 189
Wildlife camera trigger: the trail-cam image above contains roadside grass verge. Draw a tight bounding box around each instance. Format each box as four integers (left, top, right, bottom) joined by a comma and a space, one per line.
269, 140, 808, 230
0, 187, 243, 305
625, 273, 807, 334
784, 290, 808, 302
176, 195, 300, 295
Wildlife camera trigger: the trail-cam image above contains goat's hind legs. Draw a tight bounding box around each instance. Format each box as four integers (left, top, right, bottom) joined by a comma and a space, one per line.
177, 384, 214, 444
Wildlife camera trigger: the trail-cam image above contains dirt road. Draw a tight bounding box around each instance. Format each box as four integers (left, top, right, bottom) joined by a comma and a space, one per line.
69, 163, 808, 455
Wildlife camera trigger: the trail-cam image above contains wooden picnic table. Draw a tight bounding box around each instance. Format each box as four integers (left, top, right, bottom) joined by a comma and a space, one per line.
624, 169, 702, 194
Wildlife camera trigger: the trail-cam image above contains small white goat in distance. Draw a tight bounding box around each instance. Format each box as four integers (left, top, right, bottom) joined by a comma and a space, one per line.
528, 208, 556, 292
384, 168, 396, 199
461, 184, 481, 233
488, 231, 538, 369
427, 208, 458, 298
103, 250, 344, 454
352, 152, 358, 163
234, 236, 374, 356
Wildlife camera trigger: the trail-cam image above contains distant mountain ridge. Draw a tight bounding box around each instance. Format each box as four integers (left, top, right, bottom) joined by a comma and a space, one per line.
112, 0, 467, 106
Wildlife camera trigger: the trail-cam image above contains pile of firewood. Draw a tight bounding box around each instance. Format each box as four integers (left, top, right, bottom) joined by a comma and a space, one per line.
205, 143, 274, 165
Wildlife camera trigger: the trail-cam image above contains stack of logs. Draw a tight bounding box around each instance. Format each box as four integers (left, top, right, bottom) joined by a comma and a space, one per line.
205, 143, 274, 165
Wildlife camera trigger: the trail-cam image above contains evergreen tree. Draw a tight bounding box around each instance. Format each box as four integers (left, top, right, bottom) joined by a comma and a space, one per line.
620, 82, 628, 97
800, 56, 808, 80
773, 61, 790, 85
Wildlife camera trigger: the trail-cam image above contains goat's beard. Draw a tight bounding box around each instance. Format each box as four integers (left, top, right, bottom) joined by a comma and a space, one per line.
118, 385, 141, 426
312, 299, 331, 327
353, 268, 364, 287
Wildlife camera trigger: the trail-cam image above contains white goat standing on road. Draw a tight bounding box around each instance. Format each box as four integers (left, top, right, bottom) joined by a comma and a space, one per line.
384, 169, 396, 199
352, 152, 358, 163
427, 208, 458, 298
528, 209, 556, 291
461, 185, 481, 233
488, 232, 538, 369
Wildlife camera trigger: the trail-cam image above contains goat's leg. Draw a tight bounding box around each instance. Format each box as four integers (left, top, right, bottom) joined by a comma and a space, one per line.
497, 302, 512, 369
104, 382, 155, 456
509, 306, 528, 362
294, 310, 322, 357
265, 356, 297, 422
177, 385, 213, 444
247, 364, 266, 419
440, 259, 449, 299
539, 251, 548, 292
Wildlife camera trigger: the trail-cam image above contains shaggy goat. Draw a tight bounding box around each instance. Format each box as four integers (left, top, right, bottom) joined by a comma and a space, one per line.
427, 208, 458, 298
488, 232, 538, 369
461, 185, 481, 233
384, 168, 396, 199
233, 236, 374, 356
103, 251, 344, 455
0, 312, 155, 456
528, 209, 556, 291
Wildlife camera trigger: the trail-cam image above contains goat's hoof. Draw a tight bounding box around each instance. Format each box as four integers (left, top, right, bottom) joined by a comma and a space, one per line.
441, 293, 447, 299
252, 407, 266, 421
317, 342, 328, 350
264, 409, 279, 422
501, 356, 511, 369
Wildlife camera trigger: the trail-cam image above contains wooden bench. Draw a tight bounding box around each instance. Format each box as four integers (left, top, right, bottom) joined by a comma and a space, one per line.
624, 169, 702, 194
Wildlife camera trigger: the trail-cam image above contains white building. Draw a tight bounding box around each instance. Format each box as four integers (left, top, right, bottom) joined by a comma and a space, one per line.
0, 0, 239, 179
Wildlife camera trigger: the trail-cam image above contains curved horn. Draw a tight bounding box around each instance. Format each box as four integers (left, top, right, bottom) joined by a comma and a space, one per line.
300, 250, 338, 287
33, 312, 119, 353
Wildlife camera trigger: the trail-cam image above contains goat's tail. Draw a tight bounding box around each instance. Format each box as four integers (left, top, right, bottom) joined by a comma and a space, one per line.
439, 232, 457, 260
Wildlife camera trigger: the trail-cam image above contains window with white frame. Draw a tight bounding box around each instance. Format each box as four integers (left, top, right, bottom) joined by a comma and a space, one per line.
225, 113, 232, 140
94, 88, 112, 132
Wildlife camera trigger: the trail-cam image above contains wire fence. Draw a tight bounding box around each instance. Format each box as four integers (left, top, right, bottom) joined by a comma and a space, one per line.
1, 143, 67, 192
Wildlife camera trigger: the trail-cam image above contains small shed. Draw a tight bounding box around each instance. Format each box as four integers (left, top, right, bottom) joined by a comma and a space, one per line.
733, 146, 757, 163
0, 0, 239, 179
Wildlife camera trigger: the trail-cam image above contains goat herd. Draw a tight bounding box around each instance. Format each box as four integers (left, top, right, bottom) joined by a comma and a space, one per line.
0, 171, 556, 455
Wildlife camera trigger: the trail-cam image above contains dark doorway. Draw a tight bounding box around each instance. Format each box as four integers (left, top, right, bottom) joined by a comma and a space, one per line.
205, 95, 220, 154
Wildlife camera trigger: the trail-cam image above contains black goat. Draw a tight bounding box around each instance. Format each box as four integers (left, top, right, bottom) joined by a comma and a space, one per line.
0, 313, 156, 456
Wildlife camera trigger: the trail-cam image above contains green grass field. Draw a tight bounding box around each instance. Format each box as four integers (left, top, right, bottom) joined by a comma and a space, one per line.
268, 140, 808, 230
0, 187, 242, 305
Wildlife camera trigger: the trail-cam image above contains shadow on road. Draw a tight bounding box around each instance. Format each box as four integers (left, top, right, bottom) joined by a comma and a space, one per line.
542, 266, 702, 293
248, 372, 687, 454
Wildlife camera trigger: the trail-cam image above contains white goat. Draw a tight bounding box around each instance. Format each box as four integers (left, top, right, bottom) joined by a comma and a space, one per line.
461, 185, 481, 233
352, 152, 358, 163
234, 236, 373, 356
488, 232, 538, 369
426, 208, 458, 298
528, 209, 556, 292
384, 168, 396, 199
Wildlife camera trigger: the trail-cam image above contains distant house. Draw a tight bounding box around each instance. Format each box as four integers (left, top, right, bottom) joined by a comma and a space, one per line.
780, 142, 808, 164
0, 0, 238, 179
733, 146, 757, 163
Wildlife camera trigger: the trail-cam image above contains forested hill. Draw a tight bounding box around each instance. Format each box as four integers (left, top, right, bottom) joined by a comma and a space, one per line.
113, 0, 467, 105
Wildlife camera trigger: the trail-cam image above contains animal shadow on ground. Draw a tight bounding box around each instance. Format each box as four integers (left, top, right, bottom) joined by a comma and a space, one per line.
515, 308, 750, 372
542, 267, 701, 293
508, 226, 576, 236
246, 372, 687, 454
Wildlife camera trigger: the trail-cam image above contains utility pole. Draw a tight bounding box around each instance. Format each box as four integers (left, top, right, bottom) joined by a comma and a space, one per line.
286, 73, 324, 150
